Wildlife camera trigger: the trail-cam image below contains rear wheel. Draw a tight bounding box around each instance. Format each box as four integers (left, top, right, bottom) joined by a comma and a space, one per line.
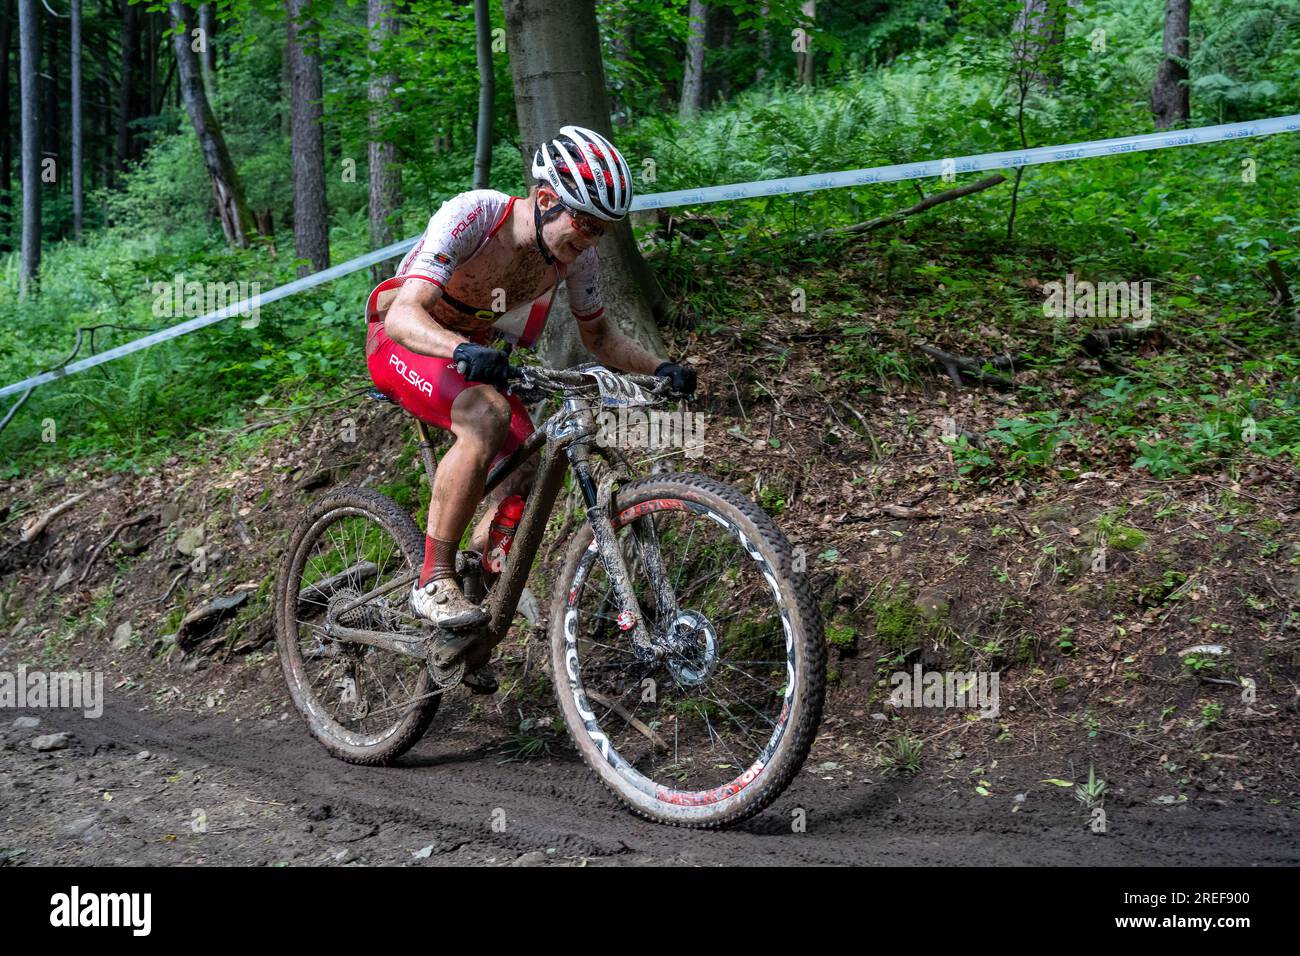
549, 473, 825, 828
276, 488, 439, 765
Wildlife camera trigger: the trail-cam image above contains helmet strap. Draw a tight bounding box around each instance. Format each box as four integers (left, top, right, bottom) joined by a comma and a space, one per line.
533, 191, 558, 265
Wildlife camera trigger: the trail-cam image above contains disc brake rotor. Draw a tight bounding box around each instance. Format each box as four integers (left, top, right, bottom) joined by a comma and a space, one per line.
664, 610, 718, 687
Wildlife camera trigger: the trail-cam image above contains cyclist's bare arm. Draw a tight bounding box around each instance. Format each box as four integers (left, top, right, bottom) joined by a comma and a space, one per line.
578, 313, 663, 376
385, 279, 471, 358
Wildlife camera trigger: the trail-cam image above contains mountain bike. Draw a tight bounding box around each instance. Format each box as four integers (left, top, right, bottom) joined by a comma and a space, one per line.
274, 362, 825, 828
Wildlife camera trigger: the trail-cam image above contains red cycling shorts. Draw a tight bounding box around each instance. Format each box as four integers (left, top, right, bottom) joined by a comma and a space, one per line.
366, 321, 534, 469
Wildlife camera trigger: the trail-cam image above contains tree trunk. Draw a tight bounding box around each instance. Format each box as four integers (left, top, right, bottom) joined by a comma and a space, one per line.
796, 0, 815, 85
1, 0, 14, 244
679, 0, 707, 119
472, 0, 493, 189
42, 0, 58, 226
712, 5, 734, 102
367, 0, 400, 281
1151, 0, 1190, 129
146, 10, 156, 120
1012, 0, 1067, 89
70, 0, 82, 238
18, 0, 38, 296
168, 2, 253, 246
286, 0, 329, 273
199, 2, 216, 100
756, 3, 770, 82
503, 0, 669, 370
115, 0, 138, 172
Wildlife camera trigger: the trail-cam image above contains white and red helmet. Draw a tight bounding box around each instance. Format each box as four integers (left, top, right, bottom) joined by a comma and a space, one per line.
531, 125, 633, 221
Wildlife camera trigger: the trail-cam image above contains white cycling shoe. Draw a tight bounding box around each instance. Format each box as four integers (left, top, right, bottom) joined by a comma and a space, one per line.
410, 577, 489, 630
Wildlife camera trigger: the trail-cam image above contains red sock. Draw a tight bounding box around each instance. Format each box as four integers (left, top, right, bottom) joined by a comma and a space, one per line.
419, 535, 459, 588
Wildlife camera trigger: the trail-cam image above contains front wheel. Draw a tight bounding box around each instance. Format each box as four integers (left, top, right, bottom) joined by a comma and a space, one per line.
548, 473, 826, 828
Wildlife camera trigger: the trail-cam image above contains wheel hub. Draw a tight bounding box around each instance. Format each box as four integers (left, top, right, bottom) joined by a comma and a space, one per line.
664, 610, 717, 686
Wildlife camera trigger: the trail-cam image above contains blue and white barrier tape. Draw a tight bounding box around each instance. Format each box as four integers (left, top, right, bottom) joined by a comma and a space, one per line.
3, 113, 1298, 401
629, 113, 1300, 209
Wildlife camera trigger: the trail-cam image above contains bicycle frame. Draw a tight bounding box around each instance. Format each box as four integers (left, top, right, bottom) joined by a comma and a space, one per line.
333, 391, 671, 668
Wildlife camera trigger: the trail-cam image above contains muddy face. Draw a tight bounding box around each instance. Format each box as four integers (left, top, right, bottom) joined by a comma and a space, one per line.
540, 214, 600, 267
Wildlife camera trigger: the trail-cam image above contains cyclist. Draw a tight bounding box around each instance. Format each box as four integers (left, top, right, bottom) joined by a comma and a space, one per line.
366, 125, 696, 692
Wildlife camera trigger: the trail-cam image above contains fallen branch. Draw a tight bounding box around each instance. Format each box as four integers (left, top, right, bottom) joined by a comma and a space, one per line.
77, 513, 153, 586
585, 690, 668, 750
916, 344, 1022, 390
19, 492, 88, 543
831, 174, 1007, 235
1081, 323, 1163, 358
154, 568, 190, 605
836, 503, 943, 525
838, 399, 883, 458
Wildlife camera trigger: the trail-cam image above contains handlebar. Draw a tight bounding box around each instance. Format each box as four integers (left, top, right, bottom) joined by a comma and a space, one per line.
454, 361, 675, 398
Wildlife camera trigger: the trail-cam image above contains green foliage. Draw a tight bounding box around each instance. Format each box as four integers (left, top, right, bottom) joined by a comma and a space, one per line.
1182, 653, 1220, 675
877, 732, 924, 775
1200, 702, 1224, 728
1074, 763, 1107, 809
985, 412, 1075, 475
3, 0, 1298, 485
825, 621, 858, 649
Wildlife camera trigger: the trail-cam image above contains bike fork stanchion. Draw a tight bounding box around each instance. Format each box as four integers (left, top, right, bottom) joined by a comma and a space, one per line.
568, 439, 658, 662
594, 469, 680, 650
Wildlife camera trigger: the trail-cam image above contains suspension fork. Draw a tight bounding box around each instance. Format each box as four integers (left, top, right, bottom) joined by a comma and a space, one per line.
610, 480, 681, 644
565, 408, 679, 659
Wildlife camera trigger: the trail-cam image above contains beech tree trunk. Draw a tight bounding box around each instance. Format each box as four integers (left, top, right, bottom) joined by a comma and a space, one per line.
679, 0, 706, 119
367, 0, 400, 281
18, 0, 38, 296
286, 0, 329, 273
169, 2, 253, 246
503, 0, 669, 370
199, 2, 216, 100
1151, 0, 1190, 129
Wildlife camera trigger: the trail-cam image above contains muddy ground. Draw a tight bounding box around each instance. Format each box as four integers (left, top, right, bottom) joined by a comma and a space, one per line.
3, 698, 1296, 866
1, 297, 1298, 865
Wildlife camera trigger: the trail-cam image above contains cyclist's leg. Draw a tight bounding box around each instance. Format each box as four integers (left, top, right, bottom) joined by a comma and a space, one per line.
466, 391, 537, 555
367, 325, 522, 587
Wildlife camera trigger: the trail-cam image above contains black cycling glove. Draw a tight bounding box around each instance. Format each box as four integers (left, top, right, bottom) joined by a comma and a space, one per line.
453, 343, 510, 389
654, 361, 698, 397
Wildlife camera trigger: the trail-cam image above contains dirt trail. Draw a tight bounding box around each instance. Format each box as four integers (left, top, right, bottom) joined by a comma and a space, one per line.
3, 292, 1298, 867
3, 694, 1296, 867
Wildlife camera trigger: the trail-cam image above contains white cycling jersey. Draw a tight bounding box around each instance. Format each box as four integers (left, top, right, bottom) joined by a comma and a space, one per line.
395, 189, 605, 347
